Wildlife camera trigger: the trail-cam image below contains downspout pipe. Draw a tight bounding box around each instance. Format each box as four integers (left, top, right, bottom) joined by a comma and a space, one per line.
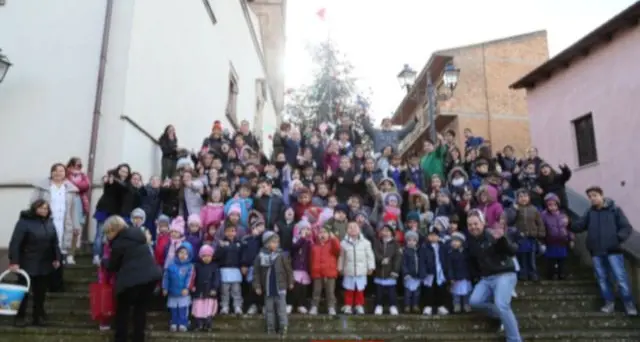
84, 0, 115, 241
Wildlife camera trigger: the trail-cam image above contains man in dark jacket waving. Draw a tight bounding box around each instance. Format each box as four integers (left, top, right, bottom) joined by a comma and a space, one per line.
466, 209, 521, 342
571, 186, 637, 316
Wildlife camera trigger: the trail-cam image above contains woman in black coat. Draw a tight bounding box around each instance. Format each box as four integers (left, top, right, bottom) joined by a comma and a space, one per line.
159, 125, 179, 180
8, 199, 62, 326
104, 215, 162, 342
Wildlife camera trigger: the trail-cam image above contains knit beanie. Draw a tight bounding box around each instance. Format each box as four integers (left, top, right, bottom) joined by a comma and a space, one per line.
451, 231, 466, 242
251, 219, 265, 230
156, 214, 170, 224
406, 212, 420, 222
262, 230, 279, 245
199, 244, 214, 257
188, 214, 202, 226
228, 203, 242, 216
170, 217, 185, 235
405, 230, 419, 242
131, 208, 146, 222
176, 157, 194, 170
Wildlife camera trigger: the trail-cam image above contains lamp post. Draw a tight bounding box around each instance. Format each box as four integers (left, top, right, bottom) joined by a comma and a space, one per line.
425, 61, 460, 142
0, 49, 12, 84
396, 64, 417, 93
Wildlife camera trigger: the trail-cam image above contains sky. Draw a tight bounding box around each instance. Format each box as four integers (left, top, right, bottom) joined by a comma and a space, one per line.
284, 0, 637, 123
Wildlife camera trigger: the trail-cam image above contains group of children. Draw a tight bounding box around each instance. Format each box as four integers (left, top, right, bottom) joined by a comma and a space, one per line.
93, 120, 578, 335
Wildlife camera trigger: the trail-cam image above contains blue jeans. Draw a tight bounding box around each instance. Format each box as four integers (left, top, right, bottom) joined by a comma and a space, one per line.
169, 306, 189, 326
592, 254, 635, 303
92, 221, 105, 258
453, 294, 470, 306
469, 272, 521, 342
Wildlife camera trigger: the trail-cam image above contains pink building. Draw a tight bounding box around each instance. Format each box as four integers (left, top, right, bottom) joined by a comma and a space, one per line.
511, 2, 640, 227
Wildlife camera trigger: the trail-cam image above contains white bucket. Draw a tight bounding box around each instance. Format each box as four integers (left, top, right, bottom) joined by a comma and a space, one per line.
0, 269, 31, 316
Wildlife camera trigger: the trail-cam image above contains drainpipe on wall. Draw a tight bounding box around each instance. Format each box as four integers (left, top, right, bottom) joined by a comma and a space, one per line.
84, 0, 115, 241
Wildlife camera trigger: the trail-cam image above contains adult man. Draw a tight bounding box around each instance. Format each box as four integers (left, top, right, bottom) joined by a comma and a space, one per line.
335, 115, 363, 146
235, 120, 260, 151
466, 209, 521, 342
361, 114, 418, 153
570, 186, 637, 315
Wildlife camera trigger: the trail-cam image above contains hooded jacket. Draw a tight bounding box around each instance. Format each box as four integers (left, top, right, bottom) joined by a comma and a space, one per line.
338, 234, 376, 277
9, 210, 62, 276
476, 185, 504, 229
162, 242, 196, 296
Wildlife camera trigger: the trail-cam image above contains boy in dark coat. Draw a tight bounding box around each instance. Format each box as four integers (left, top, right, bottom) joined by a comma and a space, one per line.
402, 231, 423, 313
373, 224, 402, 315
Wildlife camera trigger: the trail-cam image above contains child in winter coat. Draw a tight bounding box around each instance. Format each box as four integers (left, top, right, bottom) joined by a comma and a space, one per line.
275, 207, 296, 253
253, 231, 294, 336
541, 193, 572, 280
191, 244, 220, 331
290, 219, 312, 314
476, 185, 504, 229
200, 188, 225, 229
215, 225, 243, 314
164, 217, 186, 269
162, 242, 195, 332
402, 231, 422, 313
186, 214, 204, 256
309, 226, 341, 315
514, 189, 546, 281
323, 204, 349, 240
373, 224, 402, 316
338, 222, 375, 315
447, 232, 472, 313
240, 220, 265, 315
131, 208, 153, 254
420, 227, 449, 316
154, 215, 171, 268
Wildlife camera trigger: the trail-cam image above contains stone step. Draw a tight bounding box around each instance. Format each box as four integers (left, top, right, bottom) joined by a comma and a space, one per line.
38, 292, 605, 313
2, 310, 636, 333
54, 281, 600, 298
1, 326, 640, 342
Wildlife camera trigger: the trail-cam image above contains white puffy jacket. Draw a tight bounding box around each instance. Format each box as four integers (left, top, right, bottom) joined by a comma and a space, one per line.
338, 234, 375, 277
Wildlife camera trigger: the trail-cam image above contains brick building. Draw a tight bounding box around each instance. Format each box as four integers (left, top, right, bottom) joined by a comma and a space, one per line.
392, 30, 549, 157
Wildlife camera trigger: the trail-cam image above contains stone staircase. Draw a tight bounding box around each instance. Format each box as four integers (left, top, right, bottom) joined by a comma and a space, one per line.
1, 253, 639, 341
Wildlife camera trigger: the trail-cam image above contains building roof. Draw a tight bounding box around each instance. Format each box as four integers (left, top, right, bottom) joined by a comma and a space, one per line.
510, 1, 640, 89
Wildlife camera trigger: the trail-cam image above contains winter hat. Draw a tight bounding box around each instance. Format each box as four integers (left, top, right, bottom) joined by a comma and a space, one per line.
318, 208, 334, 226
354, 210, 369, 220
334, 203, 349, 215
544, 193, 560, 204
405, 230, 419, 242
170, 217, 185, 235
131, 208, 146, 222
406, 212, 420, 223
434, 216, 450, 232
377, 177, 395, 187
383, 192, 402, 206
382, 211, 398, 223
188, 214, 202, 226
156, 214, 170, 224
380, 223, 395, 232
251, 219, 265, 230
199, 244, 214, 258
262, 230, 279, 244
176, 157, 194, 170
515, 188, 530, 197
294, 218, 311, 239
228, 203, 242, 216
451, 232, 466, 243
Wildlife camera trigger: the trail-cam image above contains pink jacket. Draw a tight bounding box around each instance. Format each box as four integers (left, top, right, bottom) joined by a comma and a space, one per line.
200, 203, 225, 228
477, 185, 504, 229
67, 171, 91, 215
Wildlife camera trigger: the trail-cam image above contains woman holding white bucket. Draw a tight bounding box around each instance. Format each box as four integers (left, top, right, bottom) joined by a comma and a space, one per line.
8, 199, 62, 326
104, 215, 161, 342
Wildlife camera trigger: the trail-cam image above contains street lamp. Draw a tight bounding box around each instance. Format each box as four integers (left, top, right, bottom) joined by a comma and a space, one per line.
425, 61, 460, 143
397, 64, 417, 93
0, 49, 12, 84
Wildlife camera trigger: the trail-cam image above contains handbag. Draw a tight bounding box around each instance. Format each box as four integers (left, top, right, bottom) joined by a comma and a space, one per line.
89, 282, 115, 321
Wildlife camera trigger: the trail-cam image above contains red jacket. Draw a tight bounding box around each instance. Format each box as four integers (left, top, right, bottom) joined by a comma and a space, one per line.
155, 233, 171, 266
294, 202, 313, 221
310, 237, 340, 279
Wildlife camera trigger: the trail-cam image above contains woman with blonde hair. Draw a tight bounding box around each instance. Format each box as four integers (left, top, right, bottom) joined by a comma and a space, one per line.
104, 215, 161, 342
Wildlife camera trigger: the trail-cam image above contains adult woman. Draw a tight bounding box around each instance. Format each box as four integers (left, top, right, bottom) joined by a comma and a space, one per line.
105, 215, 161, 342
92, 164, 132, 265
159, 125, 178, 180
31, 163, 82, 265
8, 199, 62, 326
466, 209, 521, 342
66, 157, 91, 234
